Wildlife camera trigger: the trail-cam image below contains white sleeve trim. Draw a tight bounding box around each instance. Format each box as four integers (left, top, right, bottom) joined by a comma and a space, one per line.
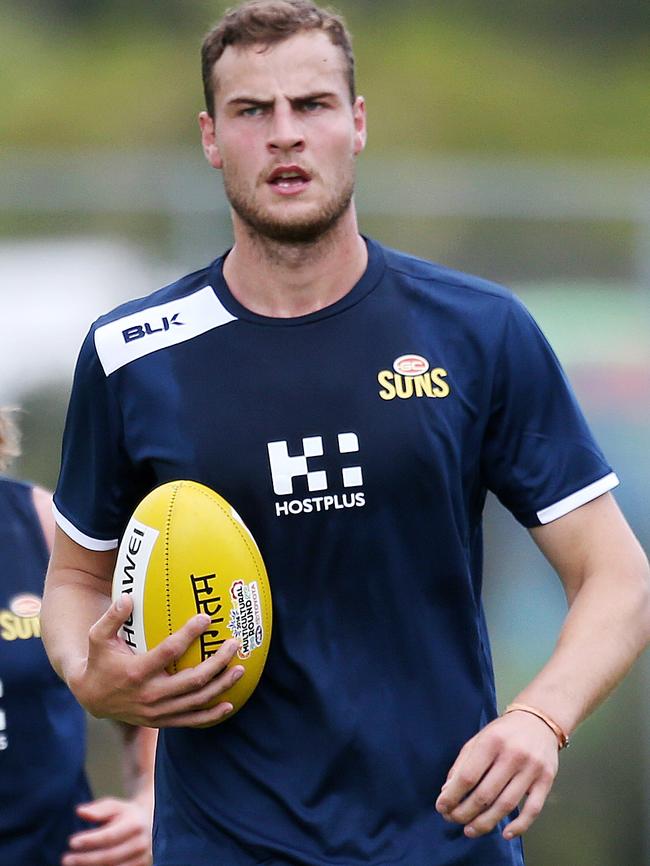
536, 472, 620, 525
52, 502, 119, 551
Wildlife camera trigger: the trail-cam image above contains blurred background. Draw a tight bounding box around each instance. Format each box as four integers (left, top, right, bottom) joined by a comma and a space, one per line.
1, 0, 648, 863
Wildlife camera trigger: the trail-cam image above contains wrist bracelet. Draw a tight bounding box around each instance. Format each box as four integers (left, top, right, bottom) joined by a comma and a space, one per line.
503, 702, 570, 750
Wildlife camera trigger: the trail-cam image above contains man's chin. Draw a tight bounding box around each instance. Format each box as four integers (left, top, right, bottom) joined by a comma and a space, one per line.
246, 219, 334, 245
232, 197, 353, 245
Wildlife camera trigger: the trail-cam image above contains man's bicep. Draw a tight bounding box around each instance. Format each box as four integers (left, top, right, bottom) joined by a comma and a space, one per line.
47, 524, 117, 595
529, 492, 647, 603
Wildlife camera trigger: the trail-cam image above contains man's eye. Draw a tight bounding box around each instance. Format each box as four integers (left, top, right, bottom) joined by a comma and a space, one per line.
302, 101, 323, 112
241, 106, 264, 117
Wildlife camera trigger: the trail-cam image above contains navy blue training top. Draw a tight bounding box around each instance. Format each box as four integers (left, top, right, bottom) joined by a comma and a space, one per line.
54, 238, 617, 866
0, 476, 92, 866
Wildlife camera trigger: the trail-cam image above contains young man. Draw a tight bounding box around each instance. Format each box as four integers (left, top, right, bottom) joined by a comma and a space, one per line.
0, 409, 156, 866
42, 2, 649, 865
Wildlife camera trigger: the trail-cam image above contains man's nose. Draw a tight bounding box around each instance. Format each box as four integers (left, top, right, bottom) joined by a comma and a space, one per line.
267, 106, 305, 153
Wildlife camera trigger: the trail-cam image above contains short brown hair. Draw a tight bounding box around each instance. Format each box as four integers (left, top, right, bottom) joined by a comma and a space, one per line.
0, 408, 21, 472
201, 0, 355, 116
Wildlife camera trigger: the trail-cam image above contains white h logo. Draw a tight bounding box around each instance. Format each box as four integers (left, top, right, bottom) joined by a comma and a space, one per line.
267, 433, 363, 496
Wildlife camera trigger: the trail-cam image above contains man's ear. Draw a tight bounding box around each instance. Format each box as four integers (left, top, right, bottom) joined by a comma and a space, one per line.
352, 96, 367, 156
199, 111, 223, 169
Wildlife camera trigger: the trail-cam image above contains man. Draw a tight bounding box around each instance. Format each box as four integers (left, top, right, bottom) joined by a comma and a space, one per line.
0, 409, 156, 866
42, 2, 650, 865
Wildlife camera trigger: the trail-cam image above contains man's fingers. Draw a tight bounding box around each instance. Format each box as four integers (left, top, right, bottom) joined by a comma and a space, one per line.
62, 833, 148, 866
75, 796, 128, 825
148, 637, 242, 697
502, 779, 553, 839
147, 661, 244, 720
438, 758, 517, 826
155, 698, 236, 729
81, 610, 244, 725
64, 799, 150, 866
67, 818, 138, 852
137, 613, 215, 676
88, 593, 134, 644
436, 736, 499, 814
460, 772, 534, 837
120, 636, 243, 726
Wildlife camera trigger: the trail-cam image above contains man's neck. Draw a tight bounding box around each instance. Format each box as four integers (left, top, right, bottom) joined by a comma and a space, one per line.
222, 210, 368, 318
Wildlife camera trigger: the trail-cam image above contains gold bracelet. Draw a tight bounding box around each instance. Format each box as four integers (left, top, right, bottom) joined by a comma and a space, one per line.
504, 702, 570, 750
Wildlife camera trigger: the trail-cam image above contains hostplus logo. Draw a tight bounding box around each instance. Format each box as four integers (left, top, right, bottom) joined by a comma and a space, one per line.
267, 433, 365, 518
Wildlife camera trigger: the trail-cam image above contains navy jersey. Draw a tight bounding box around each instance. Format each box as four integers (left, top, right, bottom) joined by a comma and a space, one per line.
0, 477, 92, 866
54, 238, 617, 866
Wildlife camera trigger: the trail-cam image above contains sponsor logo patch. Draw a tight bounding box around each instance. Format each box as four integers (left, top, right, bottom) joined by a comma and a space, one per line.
378, 355, 450, 401
267, 433, 365, 518
0, 595, 42, 642
94, 286, 237, 376
9, 593, 41, 618
114, 518, 159, 651
228, 580, 264, 658
393, 354, 430, 376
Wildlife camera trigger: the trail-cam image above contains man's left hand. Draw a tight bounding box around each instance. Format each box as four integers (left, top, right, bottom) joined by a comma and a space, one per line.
435, 710, 559, 839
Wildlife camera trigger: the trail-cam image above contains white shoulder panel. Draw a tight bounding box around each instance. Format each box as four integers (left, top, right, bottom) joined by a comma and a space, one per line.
94, 286, 237, 376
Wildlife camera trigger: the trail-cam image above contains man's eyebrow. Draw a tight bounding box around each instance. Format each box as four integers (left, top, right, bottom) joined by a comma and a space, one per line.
226, 91, 339, 108
290, 91, 338, 104
227, 96, 274, 108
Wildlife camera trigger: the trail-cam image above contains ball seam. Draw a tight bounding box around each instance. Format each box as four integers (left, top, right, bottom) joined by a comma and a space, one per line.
165, 481, 180, 675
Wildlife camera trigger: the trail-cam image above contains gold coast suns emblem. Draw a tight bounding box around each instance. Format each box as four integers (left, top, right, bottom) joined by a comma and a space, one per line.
377, 355, 450, 401
0, 593, 42, 641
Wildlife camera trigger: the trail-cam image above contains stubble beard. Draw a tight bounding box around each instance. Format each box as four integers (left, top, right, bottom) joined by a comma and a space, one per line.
223, 165, 356, 245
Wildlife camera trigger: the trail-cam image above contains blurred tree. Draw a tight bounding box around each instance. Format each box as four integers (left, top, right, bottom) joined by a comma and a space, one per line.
439, 0, 649, 44
19, 0, 207, 31
12, 0, 650, 42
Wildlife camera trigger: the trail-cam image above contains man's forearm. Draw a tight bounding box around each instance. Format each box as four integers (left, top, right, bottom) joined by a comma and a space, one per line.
41, 568, 113, 683
512, 561, 650, 737
523, 496, 650, 736
41, 525, 118, 685
435, 496, 650, 841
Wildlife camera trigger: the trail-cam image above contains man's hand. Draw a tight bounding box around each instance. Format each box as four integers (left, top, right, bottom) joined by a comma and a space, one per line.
435, 710, 559, 839
61, 797, 152, 866
68, 593, 244, 727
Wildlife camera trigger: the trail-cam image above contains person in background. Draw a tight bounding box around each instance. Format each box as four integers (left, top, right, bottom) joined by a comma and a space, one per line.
0, 408, 156, 866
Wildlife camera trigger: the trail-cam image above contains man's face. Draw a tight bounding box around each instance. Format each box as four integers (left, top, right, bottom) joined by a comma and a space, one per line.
200, 31, 366, 244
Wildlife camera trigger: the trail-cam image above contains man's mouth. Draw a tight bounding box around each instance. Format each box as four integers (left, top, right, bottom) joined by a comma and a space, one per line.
267, 166, 311, 189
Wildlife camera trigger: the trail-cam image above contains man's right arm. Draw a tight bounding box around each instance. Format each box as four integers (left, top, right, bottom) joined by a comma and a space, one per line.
41, 525, 245, 727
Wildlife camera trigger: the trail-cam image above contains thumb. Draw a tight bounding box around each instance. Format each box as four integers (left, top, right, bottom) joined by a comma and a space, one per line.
89, 593, 134, 643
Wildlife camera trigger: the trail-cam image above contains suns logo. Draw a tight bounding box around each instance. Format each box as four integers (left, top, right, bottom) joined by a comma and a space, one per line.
0, 593, 42, 641
378, 355, 450, 401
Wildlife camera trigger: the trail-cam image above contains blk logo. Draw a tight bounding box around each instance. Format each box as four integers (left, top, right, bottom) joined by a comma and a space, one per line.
267, 433, 363, 496
122, 313, 184, 343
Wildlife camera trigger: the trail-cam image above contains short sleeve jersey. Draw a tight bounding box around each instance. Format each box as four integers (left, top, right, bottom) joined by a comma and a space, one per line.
0, 477, 92, 866
54, 239, 617, 866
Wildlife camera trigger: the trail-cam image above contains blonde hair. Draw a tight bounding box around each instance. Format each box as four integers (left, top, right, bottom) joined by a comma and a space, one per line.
0, 408, 21, 471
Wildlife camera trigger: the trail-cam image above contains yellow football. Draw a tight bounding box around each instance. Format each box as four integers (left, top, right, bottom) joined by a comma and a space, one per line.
111, 479, 272, 721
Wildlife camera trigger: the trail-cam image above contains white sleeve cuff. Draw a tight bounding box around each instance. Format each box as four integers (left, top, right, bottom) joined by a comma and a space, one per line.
536, 472, 620, 525
52, 502, 119, 551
